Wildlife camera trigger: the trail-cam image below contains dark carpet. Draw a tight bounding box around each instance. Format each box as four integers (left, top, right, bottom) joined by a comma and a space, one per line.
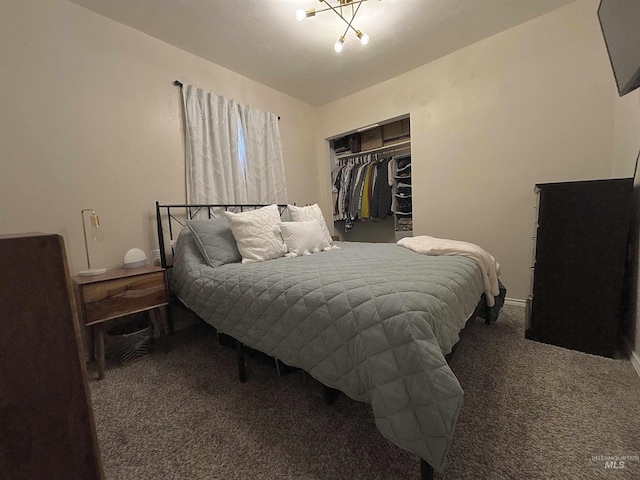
88, 305, 640, 479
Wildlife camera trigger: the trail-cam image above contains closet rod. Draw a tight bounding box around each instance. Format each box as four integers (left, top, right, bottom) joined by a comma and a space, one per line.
172, 80, 280, 120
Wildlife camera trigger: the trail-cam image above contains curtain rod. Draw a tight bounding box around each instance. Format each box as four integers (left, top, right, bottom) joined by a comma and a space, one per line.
173, 80, 280, 120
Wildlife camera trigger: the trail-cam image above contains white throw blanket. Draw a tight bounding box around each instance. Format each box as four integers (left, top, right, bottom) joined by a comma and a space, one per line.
398, 236, 500, 307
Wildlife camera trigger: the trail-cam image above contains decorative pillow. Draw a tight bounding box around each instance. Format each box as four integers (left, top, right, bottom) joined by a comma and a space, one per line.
222, 205, 286, 263
187, 219, 241, 267
287, 204, 332, 245
280, 221, 331, 257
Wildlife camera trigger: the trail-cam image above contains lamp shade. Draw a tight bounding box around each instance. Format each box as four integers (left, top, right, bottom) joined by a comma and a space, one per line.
123, 248, 148, 269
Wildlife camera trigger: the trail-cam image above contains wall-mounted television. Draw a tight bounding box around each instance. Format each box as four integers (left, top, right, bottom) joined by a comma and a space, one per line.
598, 0, 640, 97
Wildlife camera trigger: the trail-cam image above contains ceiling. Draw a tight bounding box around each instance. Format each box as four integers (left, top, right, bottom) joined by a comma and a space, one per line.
68, 0, 576, 106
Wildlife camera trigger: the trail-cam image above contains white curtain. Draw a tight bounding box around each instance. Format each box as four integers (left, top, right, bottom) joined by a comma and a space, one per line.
182, 85, 288, 205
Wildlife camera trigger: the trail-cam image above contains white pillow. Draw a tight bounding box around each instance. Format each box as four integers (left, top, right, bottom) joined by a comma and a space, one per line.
222, 205, 286, 263
280, 221, 330, 257
287, 204, 333, 245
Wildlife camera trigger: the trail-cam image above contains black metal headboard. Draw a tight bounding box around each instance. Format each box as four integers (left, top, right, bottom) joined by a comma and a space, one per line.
155, 202, 289, 268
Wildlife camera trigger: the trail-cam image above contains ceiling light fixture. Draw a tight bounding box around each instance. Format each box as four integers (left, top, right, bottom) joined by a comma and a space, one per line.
296, 0, 372, 53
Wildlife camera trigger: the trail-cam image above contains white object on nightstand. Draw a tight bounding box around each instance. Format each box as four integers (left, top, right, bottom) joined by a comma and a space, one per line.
79, 267, 107, 276
124, 248, 148, 269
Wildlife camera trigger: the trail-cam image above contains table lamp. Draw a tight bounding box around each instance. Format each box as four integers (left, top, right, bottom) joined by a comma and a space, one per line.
79, 209, 107, 276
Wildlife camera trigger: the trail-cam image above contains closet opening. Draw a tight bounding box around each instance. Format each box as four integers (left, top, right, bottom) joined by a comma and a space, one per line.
328, 114, 411, 243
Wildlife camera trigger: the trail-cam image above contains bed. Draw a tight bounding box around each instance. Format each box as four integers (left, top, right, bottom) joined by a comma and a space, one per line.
156, 202, 505, 479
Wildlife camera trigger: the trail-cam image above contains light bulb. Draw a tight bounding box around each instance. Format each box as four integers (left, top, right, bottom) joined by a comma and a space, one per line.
295, 9, 305, 21
356, 30, 370, 45
90, 213, 104, 241
334, 38, 344, 53
91, 225, 104, 241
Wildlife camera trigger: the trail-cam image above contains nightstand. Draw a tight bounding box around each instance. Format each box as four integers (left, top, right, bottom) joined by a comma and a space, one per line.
73, 265, 170, 380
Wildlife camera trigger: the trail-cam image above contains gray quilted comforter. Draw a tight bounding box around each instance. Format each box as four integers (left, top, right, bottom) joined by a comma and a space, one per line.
171, 229, 489, 472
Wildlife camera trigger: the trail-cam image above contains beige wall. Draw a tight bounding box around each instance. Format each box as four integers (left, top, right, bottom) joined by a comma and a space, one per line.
317, 0, 616, 301
0, 0, 318, 275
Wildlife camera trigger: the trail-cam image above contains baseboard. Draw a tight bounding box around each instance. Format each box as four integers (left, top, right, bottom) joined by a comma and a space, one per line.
626, 339, 640, 379
505, 297, 526, 308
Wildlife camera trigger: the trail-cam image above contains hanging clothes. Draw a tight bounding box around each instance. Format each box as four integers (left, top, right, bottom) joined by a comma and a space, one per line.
370, 157, 392, 220
332, 154, 393, 228
349, 163, 367, 221
360, 163, 373, 219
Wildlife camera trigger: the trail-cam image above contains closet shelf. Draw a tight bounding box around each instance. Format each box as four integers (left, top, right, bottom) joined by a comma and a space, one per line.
335, 140, 411, 160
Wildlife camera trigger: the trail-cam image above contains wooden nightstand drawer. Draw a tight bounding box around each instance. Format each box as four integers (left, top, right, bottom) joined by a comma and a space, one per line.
81, 271, 168, 325
84, 286, 167, 325
83, 272, 165, 303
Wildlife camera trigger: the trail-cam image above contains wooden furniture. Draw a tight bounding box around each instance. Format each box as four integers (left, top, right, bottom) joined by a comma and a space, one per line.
73, 265, 170, 379
0, 233, 104, 479
526, 178, 633, 357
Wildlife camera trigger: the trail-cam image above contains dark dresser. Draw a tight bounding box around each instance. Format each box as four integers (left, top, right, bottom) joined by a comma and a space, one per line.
526, 178, 633, 357
0, 233, 104, 479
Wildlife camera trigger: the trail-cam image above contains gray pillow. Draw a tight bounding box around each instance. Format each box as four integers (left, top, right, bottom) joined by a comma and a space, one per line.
186, 219, 241, 267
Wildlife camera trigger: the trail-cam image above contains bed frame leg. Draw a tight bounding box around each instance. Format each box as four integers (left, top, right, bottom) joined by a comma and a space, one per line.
420, 459, 434, 480
484, 301, 492, 325
166, 302, 175, 335
236, 340, 247, 383
275, 358, 282, 376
